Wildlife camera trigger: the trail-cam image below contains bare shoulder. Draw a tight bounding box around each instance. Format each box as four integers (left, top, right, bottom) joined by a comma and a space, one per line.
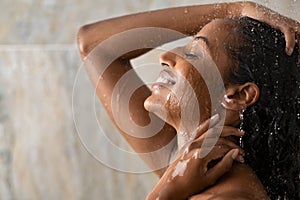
189, 163, 270, 200
189, 189, 259, 200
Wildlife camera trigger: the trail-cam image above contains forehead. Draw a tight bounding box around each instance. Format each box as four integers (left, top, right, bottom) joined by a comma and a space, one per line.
194, 19, 237, 47
193, 19, 238, 80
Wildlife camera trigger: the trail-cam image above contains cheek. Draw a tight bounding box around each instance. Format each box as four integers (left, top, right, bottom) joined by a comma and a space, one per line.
211, 50, 232, 82
185, 67, 222, 121
144, 87, 180, 121
164, 92, 181, 122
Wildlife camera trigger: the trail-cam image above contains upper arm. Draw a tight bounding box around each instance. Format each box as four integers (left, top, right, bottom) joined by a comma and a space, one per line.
189, 191, 260, 200
76, 2, 246, 175
79, 27, 177, 175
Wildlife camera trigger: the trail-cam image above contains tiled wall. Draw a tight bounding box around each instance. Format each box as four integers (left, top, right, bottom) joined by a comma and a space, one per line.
0, 0, 299, 199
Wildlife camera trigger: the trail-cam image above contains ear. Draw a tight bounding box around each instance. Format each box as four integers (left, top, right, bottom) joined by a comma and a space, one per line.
222, 83, 260, 111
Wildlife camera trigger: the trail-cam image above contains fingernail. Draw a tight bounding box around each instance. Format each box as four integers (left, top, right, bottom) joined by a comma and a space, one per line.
231, 149, 239, 160
239, 151, 245, 157
287, 47, 293, 55
238, 155, 245, 163
239, 129, 245, 135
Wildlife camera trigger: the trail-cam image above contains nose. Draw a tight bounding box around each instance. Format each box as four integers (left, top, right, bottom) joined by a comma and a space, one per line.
159, 50, 177, 68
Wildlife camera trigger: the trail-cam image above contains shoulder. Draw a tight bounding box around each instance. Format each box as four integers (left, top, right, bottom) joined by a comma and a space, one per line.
189, 163, 269, 200
189, 192, 254, 200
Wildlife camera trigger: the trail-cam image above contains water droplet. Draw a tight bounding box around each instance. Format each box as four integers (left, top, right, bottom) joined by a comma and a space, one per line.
166, 93, 171, 101
192, 151, 199, 159
172, 159, 189, 178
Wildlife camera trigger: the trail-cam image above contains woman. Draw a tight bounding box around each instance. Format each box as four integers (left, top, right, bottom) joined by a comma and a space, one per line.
147, 17, 299, 200
77, 2, 300, 199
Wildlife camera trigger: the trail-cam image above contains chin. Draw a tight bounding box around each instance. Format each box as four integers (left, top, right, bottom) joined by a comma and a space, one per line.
144, 96, 166, 119
144, 94, 181, 130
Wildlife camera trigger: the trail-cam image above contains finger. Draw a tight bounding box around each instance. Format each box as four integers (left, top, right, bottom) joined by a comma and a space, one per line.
193, 114, 219, 139
199, 127, 222, 139
270, 16, 296, 55
191, 126, 244, 153
296, 25, 300, 39
201, 144, 244, 164
194, 137, 224, 148
189, 136, 221, 151
215, 139, 245, 156
189, 137, 244, 156
193, 136, 241, 150
200, 145, 231, 165
220, 126, 245, 138
281, 26, 296, 55
195, 145, 231, 175
202, 126, 244, 139
294, 22, 300, 38
204, 149, 239, 185
284, 18, 300, 55
296, 33, 300, 57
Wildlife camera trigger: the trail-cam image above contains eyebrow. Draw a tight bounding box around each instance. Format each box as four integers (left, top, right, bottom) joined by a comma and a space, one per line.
194, 36, 209, 46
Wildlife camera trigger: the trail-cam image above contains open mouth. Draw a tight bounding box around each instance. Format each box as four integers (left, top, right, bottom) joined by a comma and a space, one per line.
154, 69, 176, 86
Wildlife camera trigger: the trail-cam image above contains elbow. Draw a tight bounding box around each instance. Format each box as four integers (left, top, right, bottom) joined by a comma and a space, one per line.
77, 24, 97, 58
243, 1, 258, 9
77, 25, 90, 58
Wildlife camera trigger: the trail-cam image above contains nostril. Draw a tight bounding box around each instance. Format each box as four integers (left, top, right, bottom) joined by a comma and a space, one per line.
161, 62, 169, 68
160, 51, 176, 68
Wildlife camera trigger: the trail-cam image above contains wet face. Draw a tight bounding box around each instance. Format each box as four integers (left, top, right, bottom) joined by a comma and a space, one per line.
144, 19, 237, 131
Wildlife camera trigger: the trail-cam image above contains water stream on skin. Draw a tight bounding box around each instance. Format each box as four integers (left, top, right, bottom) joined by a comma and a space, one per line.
166, 42, 226, 181
164, 66, 204, 181
174, 75, 200, 149
172, 159, 190, 178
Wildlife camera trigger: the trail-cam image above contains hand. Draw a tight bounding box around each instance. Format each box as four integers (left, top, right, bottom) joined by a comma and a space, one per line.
181, 114, 244, 161
241, 2, 300, 55
146, 114, 245, 200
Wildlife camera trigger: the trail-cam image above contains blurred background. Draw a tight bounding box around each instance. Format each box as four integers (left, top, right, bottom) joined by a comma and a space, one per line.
0, 0, 299, 199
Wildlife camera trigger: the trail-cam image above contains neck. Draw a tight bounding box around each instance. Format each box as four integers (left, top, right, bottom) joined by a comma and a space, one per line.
224, 110, 241, 127
174, 108, 241, 149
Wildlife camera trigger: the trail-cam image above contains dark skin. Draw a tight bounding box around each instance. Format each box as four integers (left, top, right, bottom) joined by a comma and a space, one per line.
146, 19, 267, 200
77, 2, 300, 199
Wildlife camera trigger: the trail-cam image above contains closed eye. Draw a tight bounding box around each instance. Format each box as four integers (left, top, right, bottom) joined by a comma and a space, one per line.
194, 36, 209, 47
184, 52, 198, 59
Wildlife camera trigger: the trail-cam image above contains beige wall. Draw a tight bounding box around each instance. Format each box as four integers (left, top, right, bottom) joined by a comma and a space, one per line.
0, 0, 299, 199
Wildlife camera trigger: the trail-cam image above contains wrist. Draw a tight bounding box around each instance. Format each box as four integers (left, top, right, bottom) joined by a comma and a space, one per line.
147, 184, 186, 200
159, 184, 187, 200
240, 1, 258, 17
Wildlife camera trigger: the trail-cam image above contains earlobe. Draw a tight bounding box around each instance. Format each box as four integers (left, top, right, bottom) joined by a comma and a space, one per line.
222, 83, 260, 111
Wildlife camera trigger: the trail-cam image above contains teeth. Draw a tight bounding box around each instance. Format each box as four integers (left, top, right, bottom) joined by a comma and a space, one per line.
155, 70, 176, 85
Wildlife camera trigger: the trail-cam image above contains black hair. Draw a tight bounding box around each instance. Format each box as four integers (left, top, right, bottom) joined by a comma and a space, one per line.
227, 17, 300, 199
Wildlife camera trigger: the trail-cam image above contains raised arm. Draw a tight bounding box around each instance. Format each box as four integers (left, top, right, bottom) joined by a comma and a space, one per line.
240, 2, 300, 55
78, 1, 300, 59
77, 2, 239, 176
77, 1, 299, 176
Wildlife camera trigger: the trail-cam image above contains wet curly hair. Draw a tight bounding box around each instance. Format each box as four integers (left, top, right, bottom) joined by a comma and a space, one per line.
227, 17, 300, 199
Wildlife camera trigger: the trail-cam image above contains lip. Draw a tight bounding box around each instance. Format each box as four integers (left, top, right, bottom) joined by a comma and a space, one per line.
151, 70, 177, 91
152, 69, 176, 87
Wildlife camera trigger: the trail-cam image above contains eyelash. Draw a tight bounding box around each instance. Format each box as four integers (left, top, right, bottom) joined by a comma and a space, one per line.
184, 52, 198, 59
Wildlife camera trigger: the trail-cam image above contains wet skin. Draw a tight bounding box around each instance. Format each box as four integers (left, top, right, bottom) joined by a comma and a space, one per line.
144, 19, 237, 131
145, 19, 268, 200
77, 2, 300, 199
